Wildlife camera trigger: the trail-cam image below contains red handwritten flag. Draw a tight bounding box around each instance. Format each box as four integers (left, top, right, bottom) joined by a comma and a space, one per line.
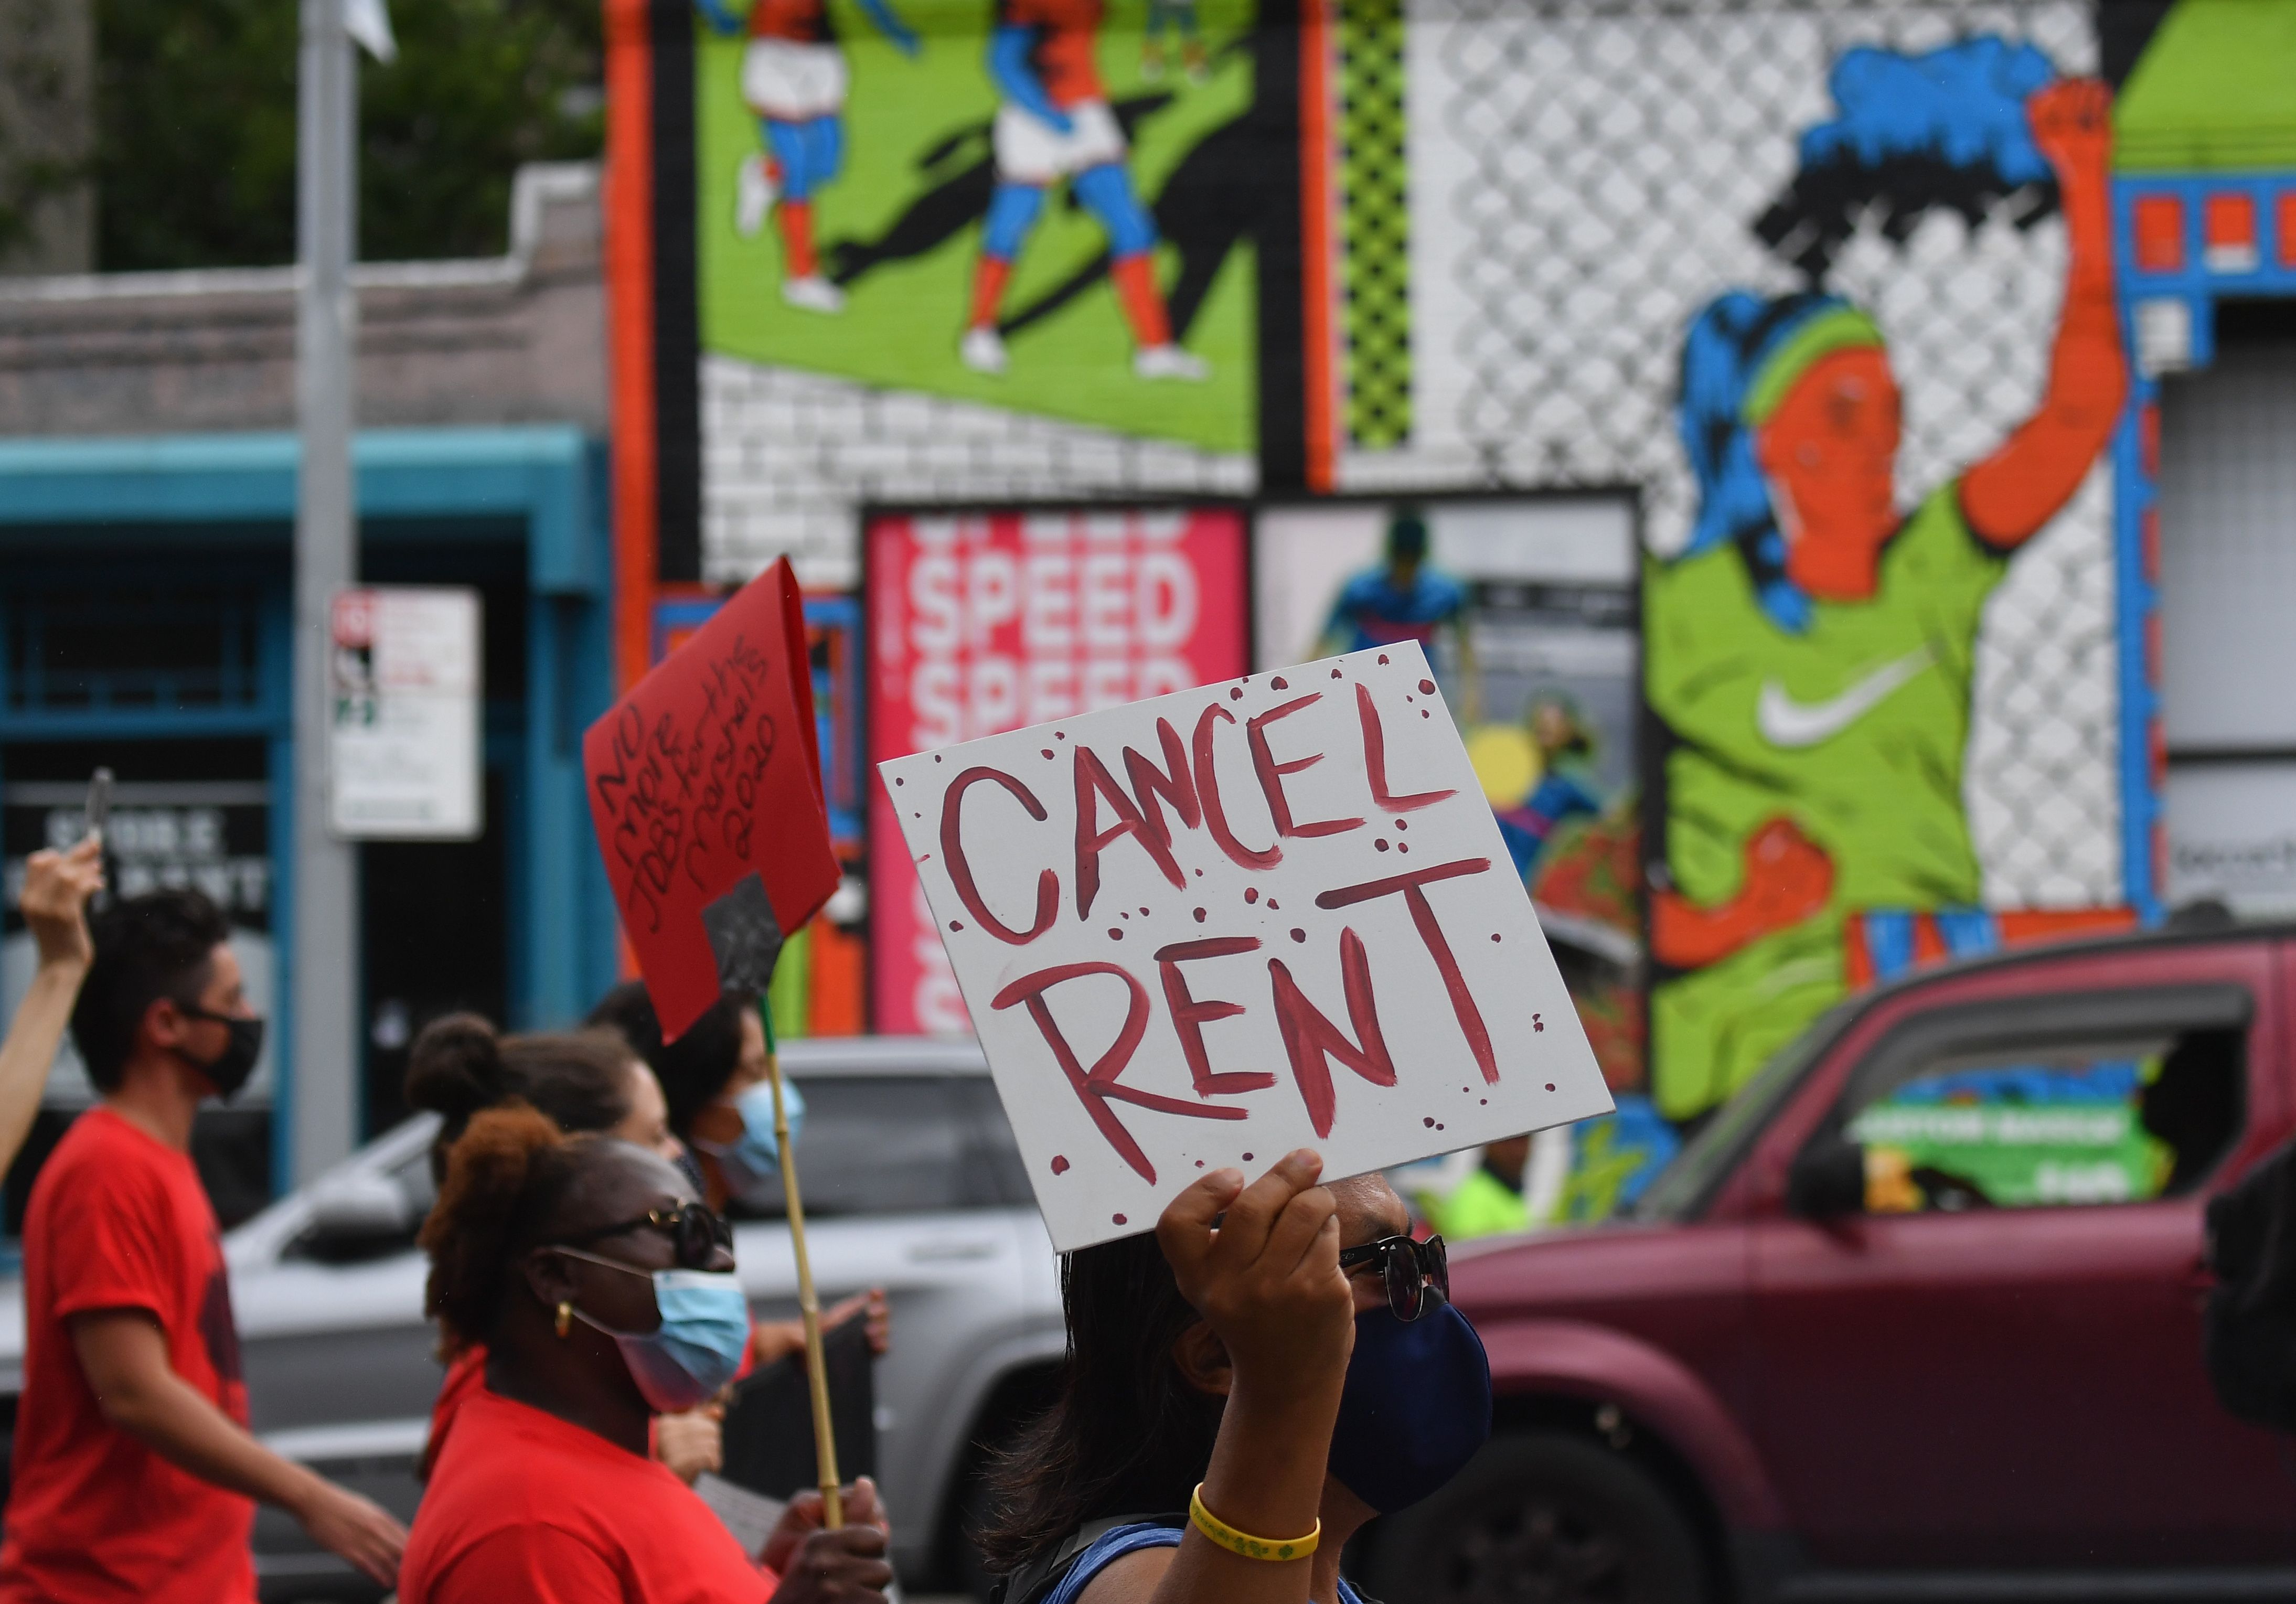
583, 558, 839, 1041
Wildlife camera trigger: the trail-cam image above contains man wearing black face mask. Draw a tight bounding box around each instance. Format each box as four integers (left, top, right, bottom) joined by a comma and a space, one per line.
0, 890, 407, 1604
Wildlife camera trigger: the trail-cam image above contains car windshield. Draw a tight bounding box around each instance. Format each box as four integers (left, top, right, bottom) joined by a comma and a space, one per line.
1631, 997, 1862, 1223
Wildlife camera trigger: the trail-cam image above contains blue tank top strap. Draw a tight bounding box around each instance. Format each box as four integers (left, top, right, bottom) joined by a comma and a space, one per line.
1042, 1523, 1182, 1604
1039, 1520, 1376, 1604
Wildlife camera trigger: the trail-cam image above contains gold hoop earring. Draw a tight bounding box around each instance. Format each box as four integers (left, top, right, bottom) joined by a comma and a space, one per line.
555, 1301, 572, 1339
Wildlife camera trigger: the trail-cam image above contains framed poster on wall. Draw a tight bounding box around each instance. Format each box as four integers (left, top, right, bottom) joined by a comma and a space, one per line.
865, 501, 1247, 1034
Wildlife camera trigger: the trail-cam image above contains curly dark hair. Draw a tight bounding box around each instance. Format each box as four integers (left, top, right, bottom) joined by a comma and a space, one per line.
417, 1105, 603, 1354
403, 1012, 637, 1181
71, 888, 233, 1094
974, 1232, 1222, 1577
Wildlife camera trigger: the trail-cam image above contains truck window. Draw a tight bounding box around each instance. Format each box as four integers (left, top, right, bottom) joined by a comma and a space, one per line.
730, 1076, 995, 1218
1839, 1026, 2244, 1213
958, 1076, 1034, 1208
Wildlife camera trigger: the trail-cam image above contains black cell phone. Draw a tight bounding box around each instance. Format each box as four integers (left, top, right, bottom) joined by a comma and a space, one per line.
86, 767, 113, 842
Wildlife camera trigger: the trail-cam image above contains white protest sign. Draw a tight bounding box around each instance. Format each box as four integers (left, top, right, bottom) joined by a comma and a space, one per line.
878, 641, 1612, 1252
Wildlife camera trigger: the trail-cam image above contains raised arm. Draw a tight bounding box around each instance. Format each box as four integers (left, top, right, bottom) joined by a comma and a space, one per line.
1084, 1152, 1353, 1604
0, 840, 102, 1172
1960, 79, 2126, 550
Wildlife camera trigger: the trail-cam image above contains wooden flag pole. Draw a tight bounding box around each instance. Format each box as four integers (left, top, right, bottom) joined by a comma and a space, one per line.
761, 999, 843, 1529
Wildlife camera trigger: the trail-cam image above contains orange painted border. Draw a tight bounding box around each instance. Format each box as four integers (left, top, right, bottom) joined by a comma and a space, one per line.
1298, 0, 1336, 493
605, 0, 659, 697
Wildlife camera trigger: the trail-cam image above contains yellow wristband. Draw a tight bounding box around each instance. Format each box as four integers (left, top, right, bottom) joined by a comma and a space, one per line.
1188, 1483, 1320, 1562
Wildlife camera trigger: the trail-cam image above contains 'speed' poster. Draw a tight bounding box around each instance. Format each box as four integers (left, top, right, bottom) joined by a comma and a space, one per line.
867, 504, 1247, 1034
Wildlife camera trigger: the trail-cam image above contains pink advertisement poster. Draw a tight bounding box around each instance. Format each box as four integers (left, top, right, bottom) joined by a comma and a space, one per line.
866, 506, 1249, 1035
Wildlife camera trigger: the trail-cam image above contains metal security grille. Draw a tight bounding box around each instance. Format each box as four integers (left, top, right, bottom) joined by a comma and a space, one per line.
2, 584, 271, 715
1364, 0, 2120, 911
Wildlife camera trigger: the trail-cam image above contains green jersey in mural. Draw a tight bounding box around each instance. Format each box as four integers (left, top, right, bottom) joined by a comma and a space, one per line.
1647, 482, 2006, 1117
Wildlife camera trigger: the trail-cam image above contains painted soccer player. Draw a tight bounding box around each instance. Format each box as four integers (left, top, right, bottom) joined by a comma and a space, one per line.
959, 0, 1205, 381
1493, 695, 1605, 885
1644, 75, 2124, 1118
1142, 0, 1204, 82
1317, 506, 1476, 712
698, 0, 920, 315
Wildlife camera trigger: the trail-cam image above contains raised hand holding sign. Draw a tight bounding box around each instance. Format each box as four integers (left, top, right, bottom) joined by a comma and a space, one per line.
878, 641, 1612, 1252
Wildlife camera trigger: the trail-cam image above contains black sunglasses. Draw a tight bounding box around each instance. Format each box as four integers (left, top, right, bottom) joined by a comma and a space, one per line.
1339, 1233, 1448, 1322
560, 1202, 733, 1270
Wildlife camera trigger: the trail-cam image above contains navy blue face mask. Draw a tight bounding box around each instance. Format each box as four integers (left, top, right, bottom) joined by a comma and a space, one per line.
1327, 1302, 1492, 1513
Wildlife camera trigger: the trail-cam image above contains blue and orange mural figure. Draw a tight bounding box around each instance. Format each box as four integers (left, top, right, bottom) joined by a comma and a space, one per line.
1142, 0, 1205, 83
697, 0, 922, 314
1494, 695, 1605, 886
1644, 43, 2129, 1120
959, 0, 1206, 381
1318, 505, 1470, 660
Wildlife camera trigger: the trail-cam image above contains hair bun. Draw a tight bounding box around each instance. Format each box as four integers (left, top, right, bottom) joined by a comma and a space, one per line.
404, 1012, 505, 1119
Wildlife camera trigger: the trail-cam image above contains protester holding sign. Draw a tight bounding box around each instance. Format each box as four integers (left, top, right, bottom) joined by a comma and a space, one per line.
980, 1148, 1489, 1604
583, 557, 871, 1537
0, 890, 407, 1603
589, 982, 892, 1372
400, 1106, 893, 1603
0, 836, 104, 1174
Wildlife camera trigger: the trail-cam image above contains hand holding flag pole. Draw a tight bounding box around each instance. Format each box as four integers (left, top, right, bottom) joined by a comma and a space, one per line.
582, 558, 848, 1527
760, 1000, 844, 1528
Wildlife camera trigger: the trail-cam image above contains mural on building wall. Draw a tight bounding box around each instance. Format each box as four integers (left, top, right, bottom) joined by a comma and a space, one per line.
614, 0, 2234, 1219
695, 0, 1257, 459
1643, 40, 2131, 1119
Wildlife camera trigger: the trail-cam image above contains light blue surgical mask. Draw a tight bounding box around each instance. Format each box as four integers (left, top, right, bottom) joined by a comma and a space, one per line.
696, 1078, 805, 1209
560, 1251, 751, 1413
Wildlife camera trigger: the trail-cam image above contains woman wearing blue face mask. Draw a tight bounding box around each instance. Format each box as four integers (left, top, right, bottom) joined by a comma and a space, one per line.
979, 1150, 1490, 1604
403, 1013, 729, 1487
588, 984, 890, 1372
400, 1106, 894, 1604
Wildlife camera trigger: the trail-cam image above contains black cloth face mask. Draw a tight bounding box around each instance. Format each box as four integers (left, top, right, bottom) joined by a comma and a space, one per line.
173, 1005, 265, 1102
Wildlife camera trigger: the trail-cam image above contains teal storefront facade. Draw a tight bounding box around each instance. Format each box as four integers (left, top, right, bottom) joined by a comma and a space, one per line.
0, 425, 618, 1221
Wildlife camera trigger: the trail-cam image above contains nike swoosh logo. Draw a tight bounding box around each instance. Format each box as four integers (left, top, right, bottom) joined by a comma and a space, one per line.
1757, 645, 1936, 749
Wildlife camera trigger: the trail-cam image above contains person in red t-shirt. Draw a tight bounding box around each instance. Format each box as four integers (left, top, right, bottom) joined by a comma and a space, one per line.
399, 1105, 892, 1604
0, 889, 407, 1604
404, 1010, 743, 1483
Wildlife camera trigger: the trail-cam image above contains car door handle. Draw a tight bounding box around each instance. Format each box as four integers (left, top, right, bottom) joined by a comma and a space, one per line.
907, 1239, 998, 1262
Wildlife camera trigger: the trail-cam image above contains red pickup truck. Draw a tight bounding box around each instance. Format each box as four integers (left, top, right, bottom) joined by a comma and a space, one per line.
1361, 923, 2296, 1604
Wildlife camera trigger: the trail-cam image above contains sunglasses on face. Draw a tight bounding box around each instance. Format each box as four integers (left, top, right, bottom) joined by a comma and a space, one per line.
559, 1202, 733, 1270
1338, 1232, 1449, 1322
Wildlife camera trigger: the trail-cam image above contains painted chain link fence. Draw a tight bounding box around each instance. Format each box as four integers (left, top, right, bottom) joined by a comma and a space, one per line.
1347, 0, 2120, 914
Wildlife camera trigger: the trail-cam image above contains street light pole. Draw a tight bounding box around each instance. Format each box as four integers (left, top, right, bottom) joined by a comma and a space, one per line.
292, 0, 359, 1186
